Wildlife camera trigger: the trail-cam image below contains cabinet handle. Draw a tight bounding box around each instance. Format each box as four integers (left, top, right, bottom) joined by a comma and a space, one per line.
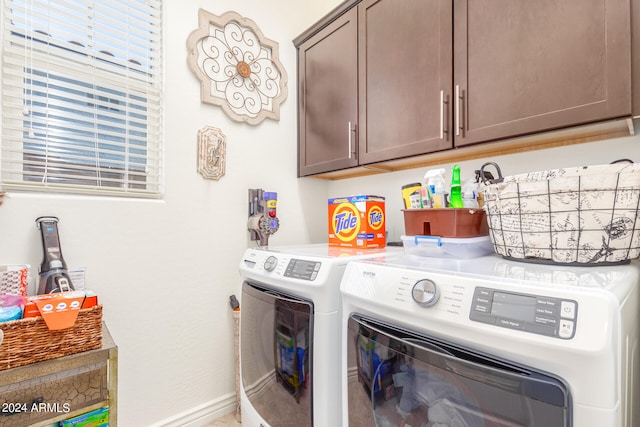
348, 121, 356, 159
440, 90, 448, 139
348, 121, 352, 159
455, 85, 462, 137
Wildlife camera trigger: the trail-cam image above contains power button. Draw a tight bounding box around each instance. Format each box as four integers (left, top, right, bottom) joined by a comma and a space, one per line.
560, 300, 577, 319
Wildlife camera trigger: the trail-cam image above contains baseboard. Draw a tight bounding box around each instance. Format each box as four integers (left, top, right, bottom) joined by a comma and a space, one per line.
148, 393, 237, 427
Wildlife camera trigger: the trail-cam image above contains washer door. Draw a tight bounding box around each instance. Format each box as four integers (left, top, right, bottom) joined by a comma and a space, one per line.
347, 315, 571, 427
241, 281, 313, 427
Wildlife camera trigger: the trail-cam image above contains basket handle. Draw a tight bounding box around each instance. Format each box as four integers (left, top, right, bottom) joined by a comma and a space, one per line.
610, 159, 634, 164
478, 162, 504, 184
477, 160, 633, 188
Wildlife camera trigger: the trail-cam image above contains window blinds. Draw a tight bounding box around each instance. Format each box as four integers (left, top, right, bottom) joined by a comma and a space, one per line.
1, 0, 163, 198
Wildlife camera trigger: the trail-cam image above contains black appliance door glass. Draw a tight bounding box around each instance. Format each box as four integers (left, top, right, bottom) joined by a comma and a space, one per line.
241, 281, 313, 427
347, 315, 571, 427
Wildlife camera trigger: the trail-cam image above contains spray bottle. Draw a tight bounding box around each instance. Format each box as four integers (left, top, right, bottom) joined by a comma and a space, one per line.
462, 179, 479, 208
424, 168, 447, 208
421, 173, 433, 208
449, 165, 464, 208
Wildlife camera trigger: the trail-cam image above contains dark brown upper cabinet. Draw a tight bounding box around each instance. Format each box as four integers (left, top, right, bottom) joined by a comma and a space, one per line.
295, 0, 633, 177
633, 0, 640, 117
357, 0, 453, 164
296, 0, 451, 177
296, 6, 359, 176
454, 0, 632, 146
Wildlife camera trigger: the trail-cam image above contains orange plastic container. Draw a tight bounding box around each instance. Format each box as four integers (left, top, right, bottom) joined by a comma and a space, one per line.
402, 208, 488, 238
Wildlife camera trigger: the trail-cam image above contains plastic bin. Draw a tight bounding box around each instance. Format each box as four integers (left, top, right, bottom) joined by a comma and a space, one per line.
402, 208, 488, 237
401, 235, 495, 259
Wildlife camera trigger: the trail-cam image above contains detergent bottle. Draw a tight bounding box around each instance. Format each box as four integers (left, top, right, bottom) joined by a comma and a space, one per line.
448, 165, 464, 208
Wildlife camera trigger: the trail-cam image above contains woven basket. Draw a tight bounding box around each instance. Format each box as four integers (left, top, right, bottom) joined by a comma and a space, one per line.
480, 161, 640, 265
0, 305, 102, 370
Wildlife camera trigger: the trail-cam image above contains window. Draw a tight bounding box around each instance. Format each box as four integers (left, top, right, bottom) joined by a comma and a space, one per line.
1, 0, 162, 197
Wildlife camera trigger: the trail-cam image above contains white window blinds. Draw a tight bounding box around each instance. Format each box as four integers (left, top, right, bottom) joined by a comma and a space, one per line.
1, 0, 163, 198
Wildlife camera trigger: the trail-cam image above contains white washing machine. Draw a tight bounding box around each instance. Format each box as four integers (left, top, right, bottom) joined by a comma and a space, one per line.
340, 254, 640, 427
239, 244, 402, 427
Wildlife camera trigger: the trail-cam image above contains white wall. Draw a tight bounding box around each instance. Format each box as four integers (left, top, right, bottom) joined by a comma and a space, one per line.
0, 1, 638, 426
0, 1, 338, 426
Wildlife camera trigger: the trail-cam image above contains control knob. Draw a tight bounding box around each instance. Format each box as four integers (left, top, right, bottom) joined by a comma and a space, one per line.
264, 256, 278, 272
412, 279, 439, 307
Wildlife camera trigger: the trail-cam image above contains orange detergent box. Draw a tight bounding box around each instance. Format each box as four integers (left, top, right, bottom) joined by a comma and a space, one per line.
328, 195, 386, 248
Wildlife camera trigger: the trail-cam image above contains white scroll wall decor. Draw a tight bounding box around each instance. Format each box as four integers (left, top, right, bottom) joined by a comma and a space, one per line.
187, 10, 288, 125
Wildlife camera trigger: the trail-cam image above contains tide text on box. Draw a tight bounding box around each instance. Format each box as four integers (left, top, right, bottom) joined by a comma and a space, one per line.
328, 195, 386, 248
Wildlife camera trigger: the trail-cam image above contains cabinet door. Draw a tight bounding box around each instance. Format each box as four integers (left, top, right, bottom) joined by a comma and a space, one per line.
633, 0, 640, 116
454, 0, 632, 147
297, 8, 358, 177
358, 0, 453, 165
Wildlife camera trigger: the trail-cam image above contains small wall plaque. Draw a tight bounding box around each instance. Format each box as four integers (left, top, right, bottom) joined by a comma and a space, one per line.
197, 126, 226, 180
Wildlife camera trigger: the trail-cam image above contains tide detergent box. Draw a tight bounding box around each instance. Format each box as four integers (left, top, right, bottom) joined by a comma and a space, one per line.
328, 195, 386, 248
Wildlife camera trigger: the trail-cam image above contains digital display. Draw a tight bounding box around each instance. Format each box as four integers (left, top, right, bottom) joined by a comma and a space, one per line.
291, 260, 315, 275
491, 292, 537, 322
284, 259, 320, 280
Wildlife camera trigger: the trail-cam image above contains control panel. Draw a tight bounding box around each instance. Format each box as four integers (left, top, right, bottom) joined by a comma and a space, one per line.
241, 250, 323, 282
470, 287, 578, 339
284, 258, 321, 281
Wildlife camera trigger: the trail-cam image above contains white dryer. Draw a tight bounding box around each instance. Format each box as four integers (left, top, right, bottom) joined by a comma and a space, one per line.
340, 254, 640, 427
239, 244, 401, 427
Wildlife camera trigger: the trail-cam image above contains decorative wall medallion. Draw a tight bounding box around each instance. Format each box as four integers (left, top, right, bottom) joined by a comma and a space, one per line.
186, 10, 288, 125
197, 126, 226, 180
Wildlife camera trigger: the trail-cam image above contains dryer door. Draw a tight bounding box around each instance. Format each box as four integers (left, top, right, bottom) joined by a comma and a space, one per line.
347, 315, 571, 427
241, 281, 313, 427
